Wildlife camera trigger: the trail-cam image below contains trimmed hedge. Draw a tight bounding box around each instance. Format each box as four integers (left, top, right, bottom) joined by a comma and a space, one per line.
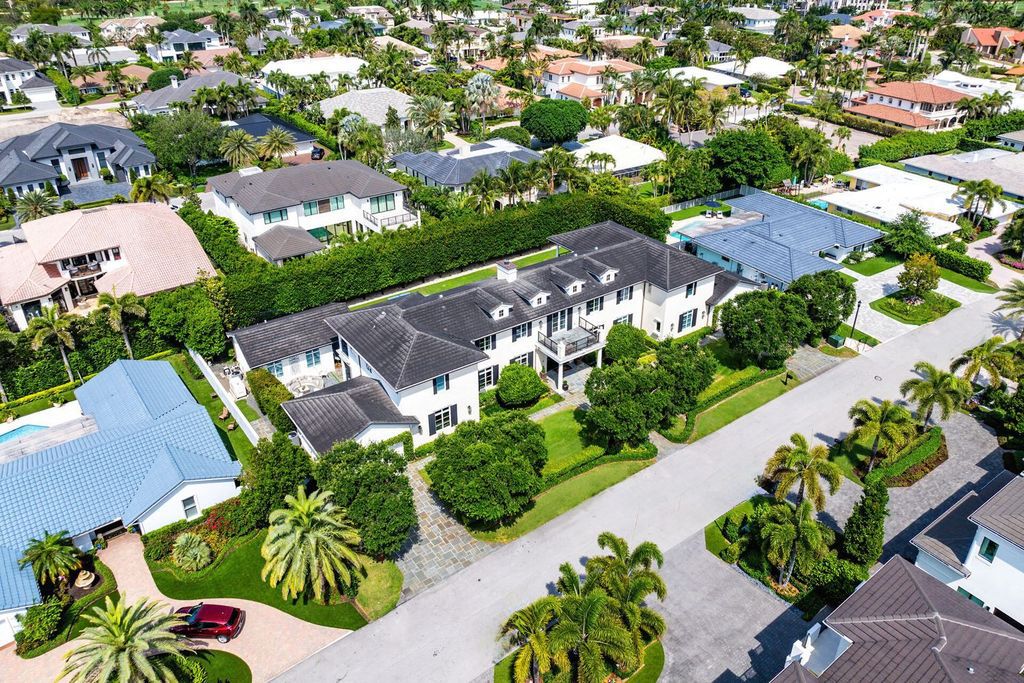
182, 193, 670, 327
865, 427, 944, 486
932, 247, 992, 281
246, 368, 295, 432
858, 130, 964, 164
782, 103, 906, 138
963, 111, 1024, 141
539, 441, 657, 490
263, 101, 338, 151
45, 68, 80, 105
661, 367, 788, 443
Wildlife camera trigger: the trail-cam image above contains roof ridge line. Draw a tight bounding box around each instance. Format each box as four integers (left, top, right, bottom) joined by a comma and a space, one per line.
938, 615, 1024, 644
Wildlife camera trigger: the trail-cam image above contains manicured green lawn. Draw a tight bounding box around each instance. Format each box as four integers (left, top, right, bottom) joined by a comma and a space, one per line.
539, 409, 604, 476
837, 272, 857, 285
667, 202, 731, 221
189, 651, 252, 683
817, 344, 857, 358
869, 290, 960, 326
149, 530, 368, 630
471, 461, 651, 543
705, 496, 772, 558
0, 214, 14, 231
937, 267, 998, 293
234, 399, 260, 422
356, 561, 404, 620
689, 374, 797, 443
844, 253, 902, 276
167, 354, 254, 467
837, 323, 879, 347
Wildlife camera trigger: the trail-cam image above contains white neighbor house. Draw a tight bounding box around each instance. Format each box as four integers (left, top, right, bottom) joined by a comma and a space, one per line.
913, 471, 1024, 629
228, 222, 757, 450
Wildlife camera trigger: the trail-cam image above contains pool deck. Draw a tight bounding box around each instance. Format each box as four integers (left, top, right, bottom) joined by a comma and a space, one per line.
0, 401, 85, 441
670, 209, 761, 243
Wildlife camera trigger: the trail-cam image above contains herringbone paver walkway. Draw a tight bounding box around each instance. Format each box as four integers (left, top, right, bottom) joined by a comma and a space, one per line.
395, 459, 494, 601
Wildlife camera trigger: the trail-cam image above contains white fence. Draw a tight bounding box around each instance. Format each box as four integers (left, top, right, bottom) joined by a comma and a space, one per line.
187, 348, 260, 446
661, 185, 758, 215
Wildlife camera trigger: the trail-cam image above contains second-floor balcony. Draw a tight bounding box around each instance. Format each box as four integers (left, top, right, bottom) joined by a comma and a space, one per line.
538, 317, 602, 360
65, 262, 102, 278
363, 209, 420, 229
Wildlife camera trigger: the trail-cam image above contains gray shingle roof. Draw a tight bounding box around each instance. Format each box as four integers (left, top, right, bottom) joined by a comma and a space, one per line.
282, 376, 417, 453
969, 472, 1024, 551
253, 225, 325, 261
246, 30, 300, 53
229, 301, 348, 368
208, 161, 406, 214
0, 123, 152, 186
393, 142, 541, 187
773, 556, 1024, 681
911, 471, 1016, 576
230, 113, 314, 144
20, 74, 54, 89
324, 221, 720, 389
0, 58, 34, 73
707, 271, 758, 306
132, 71, 253, 111
0, 360, 239, 611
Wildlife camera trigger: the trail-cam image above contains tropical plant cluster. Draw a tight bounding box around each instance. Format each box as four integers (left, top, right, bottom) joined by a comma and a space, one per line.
246, 368, 296, 433
501, 533, 667, 683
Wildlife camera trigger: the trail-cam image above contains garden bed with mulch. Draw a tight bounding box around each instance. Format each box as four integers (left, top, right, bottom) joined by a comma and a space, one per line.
885, 437, 948, 486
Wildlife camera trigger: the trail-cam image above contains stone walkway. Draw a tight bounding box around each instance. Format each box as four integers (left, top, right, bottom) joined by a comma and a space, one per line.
785, 345, 845, 382
395, 460, 494, 601
529, 392, 587, 421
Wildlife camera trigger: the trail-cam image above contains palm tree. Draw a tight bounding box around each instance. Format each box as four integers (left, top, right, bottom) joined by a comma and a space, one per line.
549, 589, 635, 682
954, 179, 1006, 229
177, 50, 203, 76
130, 174, 175, 204
59, 595, 192, 683
466, 72, 500, 134
220, 129, 259, 168
899, 361, 972, 429
535, 147, 572, 195
576, 26, 602, 60
468, 171, 503, 213
762, 433, 842, 512
951, 336, 1012, 386
497, 160, 533, 205
15, 190, 58, 223
258, 126, 298, 159
261, 487, 366, 603
409, 95, 456, 144
19, 531, 81, 588
847, 399, 917, 473
997, 280, 1024, 341
501, 597, 559, 683
96, 290, 147, 359
28, 306, 76, 382
760, 501, 833, 588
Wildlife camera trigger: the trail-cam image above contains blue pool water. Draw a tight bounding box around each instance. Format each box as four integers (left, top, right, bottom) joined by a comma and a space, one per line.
808, 199, 829, 210
671, 231, 691, 243
0, 424, 46, 443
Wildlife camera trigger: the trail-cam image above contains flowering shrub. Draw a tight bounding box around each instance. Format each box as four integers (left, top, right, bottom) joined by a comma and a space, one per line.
999, 254, 1024, 271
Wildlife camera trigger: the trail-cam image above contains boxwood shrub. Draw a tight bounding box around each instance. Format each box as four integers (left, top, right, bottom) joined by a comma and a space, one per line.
246, 368, 295, 432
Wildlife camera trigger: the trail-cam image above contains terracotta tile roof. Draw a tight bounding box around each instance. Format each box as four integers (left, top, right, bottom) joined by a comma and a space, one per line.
546, 57, 642, 76
557, 82, 604, 99
967, 26, 1024, 47
0, 243, 68, 304
830, 25, 865, 41
845, 103, 939, 128
869, 80, 965, 104
191, 47, 241, 68
1007, 65, 1024, 76
475, 57, 508, 71
72, 64, 153, 89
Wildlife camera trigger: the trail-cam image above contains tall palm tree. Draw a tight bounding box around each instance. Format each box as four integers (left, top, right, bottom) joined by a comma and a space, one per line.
177, 50, 203, 76
467, 171, 503, 213
96, 289, 147, 359
549, 589, 635, 683
497, 160, 533, 205
535, 147, 572, 195
258, 126, 298, 159
59, 595, 191, 683
261, 487, 366, 603
19, 531, 81, 588
760, 500, 832, 588
130, 174, 175, 204
220, 129, 259, 168
409, 95, 456, 144
466, 72, 500, 134
997, 280, 1024, 341
762, 433, 842, 512
575, 26, 602, 60
15, 190, 58, 223
954, 179, 1006, 229
899, 361, 971, 429
28, 305, 76, 382
951, 336, 1012, 386
847, 399, 917, 473
501, 597, 559, 683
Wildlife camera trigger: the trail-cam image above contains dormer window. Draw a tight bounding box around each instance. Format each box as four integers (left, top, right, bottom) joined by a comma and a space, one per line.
534, 294, 548, 306
604, 272, 616, 283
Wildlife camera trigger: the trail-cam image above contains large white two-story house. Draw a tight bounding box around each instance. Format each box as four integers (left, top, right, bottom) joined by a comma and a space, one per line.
146, 28, 224, 63
11, 23, 91, 45
846, 81, 967, 130
913, 471, 1024, 629
206, 162, 420, 264
0, 57, 57, 107
227, 222, 757, 453
0, 204, 214, 330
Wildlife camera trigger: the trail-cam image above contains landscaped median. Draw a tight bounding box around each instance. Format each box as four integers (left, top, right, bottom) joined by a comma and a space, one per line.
830, 427, 947, 488
869, 290, 960, 326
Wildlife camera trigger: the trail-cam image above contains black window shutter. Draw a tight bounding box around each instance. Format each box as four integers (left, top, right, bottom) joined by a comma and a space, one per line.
490, 334, 497, 349
427, 412, 436, 435
546, 313, 553, 336
492, 365, 498, 383
566, 307, 573, 329
527, 351, 534, 368
527, 321, 533, 336
432, 378, 438, 395
690, 308, 698, 326
451, 404, 458, 425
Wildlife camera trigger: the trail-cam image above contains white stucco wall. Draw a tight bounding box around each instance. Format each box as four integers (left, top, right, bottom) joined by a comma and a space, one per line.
958, 529, 1024, 624
135, 479, 239, 534
0, 606, 27, 647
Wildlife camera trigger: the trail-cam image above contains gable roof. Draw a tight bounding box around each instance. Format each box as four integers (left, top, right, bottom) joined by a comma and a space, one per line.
133, 71, 253, 111
968, 473, 1024, 551
0, 361, 239, 611
283, 376, 417, 453
229, 301, 349, 368
208, 161, 406, 214
0, 123, 153, 185
393, 140, 540, 187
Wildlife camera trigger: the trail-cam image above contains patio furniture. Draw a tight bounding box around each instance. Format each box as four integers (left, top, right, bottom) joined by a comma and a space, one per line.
218, 407, 229, 420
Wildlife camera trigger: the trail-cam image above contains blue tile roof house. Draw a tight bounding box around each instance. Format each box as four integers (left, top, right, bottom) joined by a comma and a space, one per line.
691, 190, 883, 289
0, 360, 240, 645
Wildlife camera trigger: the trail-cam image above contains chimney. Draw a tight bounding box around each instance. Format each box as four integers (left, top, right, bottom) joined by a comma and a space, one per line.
170, 75, 179, 89
496, 260, 517, 282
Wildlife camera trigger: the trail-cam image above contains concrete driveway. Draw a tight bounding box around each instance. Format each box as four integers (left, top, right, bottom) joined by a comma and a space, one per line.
796, 116, 882, 157
0, 534, 350, 683
278, 294, 1017, 683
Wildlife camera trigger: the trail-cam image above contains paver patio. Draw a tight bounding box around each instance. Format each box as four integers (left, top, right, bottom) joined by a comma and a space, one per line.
785, 345, 844, 382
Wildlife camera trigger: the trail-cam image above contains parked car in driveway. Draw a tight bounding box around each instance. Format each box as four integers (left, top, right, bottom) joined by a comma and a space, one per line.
171, 603, 245, 643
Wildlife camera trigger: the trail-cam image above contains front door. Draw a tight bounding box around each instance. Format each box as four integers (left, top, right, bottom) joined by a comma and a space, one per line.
71, 157, 89, 181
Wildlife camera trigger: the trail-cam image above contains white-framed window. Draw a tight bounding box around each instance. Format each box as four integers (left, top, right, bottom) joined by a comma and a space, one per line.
512, 322, 532, 341
510, 352, 532, 366
570, 283, 581, 294
478, 366, 496, 390
267, 360, 284, 378
369, 193, 396, 213
586, 296, 604, 314
305, 348, 321, 367
433, 405, 454, 431
475, 334, 496, 351
614, 314, 633, 325
263, 208, 288, 224
616, 285, 634, 304
432, 373, 450, 394
182, 495, 199, 520
686, 282, 697, 297
604, 271, 615, 283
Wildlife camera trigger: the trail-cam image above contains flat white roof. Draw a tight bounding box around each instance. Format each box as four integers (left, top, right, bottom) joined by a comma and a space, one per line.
262, 55, 367, 78
571, 134, 665, 172
668, 66, 743, 88
711, 56, 793, 79
825, 189, 961, 237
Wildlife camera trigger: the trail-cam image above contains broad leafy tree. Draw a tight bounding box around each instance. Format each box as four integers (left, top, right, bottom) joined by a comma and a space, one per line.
654, 341, 715, 414
705, 130, 788, 189
583, 364, 674, 449
496, 363, 547, 407
240, 432, 313, 529
883, 210, 933, 257
145, 109, 225, 176
520, 99, 588, 144
897, 253, 940, 298
788, 271, 856, 339
720, 290, 813, 369
603, 323, 650, 364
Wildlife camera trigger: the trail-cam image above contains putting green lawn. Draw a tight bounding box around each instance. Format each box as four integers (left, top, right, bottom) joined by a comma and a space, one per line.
471, 460, 651, 543
539, 409, 605, 476
149, 530, 372, 630
688, 374, 796, 443
845, 253, 902, 276
869, 290, 960, 326
937, 267, 998, 293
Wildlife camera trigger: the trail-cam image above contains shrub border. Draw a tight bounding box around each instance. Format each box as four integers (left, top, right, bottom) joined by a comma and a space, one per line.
864, 427, 944, 487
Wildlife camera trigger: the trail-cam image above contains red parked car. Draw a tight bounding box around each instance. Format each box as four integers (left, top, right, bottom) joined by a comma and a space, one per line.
171, 603, 245, 643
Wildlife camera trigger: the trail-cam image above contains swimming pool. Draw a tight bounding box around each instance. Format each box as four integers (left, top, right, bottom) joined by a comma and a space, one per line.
808, 199, 830, 210
0, 424, 46, 443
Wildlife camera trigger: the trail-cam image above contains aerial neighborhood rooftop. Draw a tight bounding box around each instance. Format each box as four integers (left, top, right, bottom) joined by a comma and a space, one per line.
3, 1, 1024, 681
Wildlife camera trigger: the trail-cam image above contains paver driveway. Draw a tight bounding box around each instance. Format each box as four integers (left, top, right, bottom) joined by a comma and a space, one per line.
0, 534, 350, 683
